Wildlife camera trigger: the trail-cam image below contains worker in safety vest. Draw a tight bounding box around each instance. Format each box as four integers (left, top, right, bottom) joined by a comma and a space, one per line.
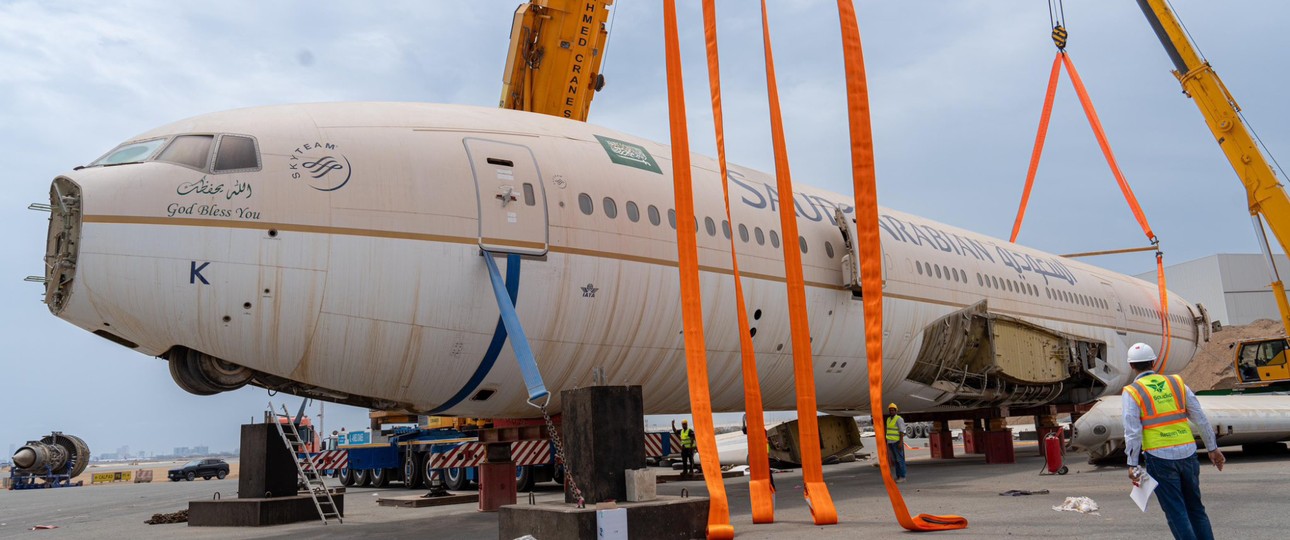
1123, 342, 1224, 540
672, 419, 697, 476
885, 403, 907, 483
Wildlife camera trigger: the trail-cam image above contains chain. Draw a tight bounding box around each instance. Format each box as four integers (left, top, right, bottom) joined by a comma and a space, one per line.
538, 404, 585, 508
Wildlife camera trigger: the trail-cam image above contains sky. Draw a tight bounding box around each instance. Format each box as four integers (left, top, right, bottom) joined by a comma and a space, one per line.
2, 0, 1287, 458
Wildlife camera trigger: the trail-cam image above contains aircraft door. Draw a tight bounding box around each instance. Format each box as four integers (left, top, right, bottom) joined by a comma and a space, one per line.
464, 138, 548, 256
1100, 282, 1128, 336
834, 208, 886, 294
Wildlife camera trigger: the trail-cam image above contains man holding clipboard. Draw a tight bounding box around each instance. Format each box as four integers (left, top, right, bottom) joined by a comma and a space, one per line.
1123, 343, 1225, 540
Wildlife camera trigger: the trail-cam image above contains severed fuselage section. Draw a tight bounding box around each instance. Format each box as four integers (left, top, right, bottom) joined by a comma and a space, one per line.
907, 300, 1122, 409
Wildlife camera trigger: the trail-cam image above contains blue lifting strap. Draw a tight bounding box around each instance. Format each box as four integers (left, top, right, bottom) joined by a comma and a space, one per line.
481, 251, 550, 405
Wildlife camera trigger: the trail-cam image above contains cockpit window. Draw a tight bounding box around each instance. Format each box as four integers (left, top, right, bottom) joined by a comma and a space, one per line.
90, 138, 167, 166
156, 135, 214, 170
213, 135, 260, 171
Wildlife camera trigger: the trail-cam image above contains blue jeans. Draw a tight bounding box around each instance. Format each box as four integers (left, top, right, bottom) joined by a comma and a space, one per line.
887, 441, 906, 479
1143, 453, 1213, 540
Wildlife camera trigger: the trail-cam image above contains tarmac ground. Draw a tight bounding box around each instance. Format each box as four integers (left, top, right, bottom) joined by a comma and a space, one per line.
1, 438, 1287, 539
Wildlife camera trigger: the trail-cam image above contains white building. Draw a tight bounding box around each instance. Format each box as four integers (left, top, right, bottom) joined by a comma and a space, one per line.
1136, 253, 1290, 327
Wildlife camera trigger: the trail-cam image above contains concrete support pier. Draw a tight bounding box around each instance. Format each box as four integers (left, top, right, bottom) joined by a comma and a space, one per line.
561, 385, 646, 504
499, 385, 707, 539
188, 423, 344, 527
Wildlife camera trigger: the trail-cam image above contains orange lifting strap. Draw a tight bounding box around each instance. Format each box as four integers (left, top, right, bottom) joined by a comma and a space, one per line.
758, 0, 837, 525
661, 2, 734, 538
1009, 49, 1173, 371
701, 0, 776, 524
836, 0, 971, 530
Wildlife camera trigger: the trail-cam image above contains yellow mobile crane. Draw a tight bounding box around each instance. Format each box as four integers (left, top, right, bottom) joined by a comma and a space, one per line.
1137, 0, 1290, 385
500, 0, 613, 121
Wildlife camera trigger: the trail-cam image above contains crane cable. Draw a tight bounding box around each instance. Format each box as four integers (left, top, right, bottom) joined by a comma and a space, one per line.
701, 0, 776, 524
836, 0, 971, 530
661, 2, 734, 538
1008, 17, 1174, 372
759, 0, 838, 525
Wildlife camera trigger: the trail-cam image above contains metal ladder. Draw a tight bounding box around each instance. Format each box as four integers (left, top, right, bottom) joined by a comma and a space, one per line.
268, 402, 342, 524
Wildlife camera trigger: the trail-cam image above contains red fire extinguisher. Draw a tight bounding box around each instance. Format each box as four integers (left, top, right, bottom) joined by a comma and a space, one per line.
1041, 427, 1068, 475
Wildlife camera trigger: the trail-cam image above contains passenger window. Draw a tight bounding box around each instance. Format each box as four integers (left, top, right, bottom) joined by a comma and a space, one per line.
648, 205, 661, 226
157, 135, 214, 169
917, 262, 924, 276
739, 224, 749, 243
523, 183, 536, 206
705, 217, 717, 236
626, 201, 640, 222
770, 230, 780, 248
799, 236, 808, 254
603, 197, 618, 219
977, 274, 983, 286
668, 209, 677, 230
825, 241, 834, 258
578, 193, 594, 215
755, 227, 765, 246
722, 220, 731, 239
934, 265, 943, 279
213, 135, 259, 171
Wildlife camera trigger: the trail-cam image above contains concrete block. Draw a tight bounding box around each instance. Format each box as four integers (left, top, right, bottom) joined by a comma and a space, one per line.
624, 468, 656, 502
498, 496, 707, 540
237, 423, 297, 498
561, 386, 646, 504
188, 493, 344, 526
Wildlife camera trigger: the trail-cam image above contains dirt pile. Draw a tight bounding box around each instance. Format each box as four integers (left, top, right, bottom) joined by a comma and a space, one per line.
1180, 319, 1286, 390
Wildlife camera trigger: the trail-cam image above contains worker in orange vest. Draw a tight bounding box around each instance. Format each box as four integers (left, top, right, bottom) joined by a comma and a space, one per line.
1123, 343, 1224, 540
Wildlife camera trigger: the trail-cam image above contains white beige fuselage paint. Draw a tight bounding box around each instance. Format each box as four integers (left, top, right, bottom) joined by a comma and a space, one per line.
46, 103, 1201, 418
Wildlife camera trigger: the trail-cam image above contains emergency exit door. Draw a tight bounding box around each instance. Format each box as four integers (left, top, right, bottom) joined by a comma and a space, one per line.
464, 138, 548, 256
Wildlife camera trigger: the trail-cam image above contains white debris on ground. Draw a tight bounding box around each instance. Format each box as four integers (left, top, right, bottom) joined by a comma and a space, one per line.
1052, 496, 1100, 515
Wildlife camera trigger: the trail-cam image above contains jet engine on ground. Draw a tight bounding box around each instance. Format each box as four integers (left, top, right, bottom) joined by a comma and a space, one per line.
9, 433, 89, 484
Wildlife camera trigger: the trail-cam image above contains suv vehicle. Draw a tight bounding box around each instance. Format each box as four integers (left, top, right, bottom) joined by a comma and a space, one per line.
168, 458, 230, 481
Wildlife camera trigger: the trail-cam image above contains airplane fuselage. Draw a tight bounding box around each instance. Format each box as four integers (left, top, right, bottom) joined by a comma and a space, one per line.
42, 103, 1203, 417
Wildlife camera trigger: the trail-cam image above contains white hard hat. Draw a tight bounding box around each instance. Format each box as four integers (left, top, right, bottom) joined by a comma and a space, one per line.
1127, 343, 1157, 364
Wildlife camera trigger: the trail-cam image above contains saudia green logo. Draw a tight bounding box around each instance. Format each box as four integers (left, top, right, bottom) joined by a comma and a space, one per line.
1146, 380, 1168, 394
595, 135, 661, 174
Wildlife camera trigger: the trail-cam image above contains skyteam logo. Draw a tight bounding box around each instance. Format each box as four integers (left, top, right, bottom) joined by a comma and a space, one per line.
288, 141, 353, 191
595, 135, 661, 174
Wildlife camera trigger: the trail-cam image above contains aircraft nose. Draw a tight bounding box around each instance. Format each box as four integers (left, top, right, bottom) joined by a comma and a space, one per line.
43, 176, 83, 314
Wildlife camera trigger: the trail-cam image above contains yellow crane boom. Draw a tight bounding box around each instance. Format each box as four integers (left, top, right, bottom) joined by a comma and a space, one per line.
500, 0, 613, 121
1138, 0, 1290, 386
1137, 0, 1290, 336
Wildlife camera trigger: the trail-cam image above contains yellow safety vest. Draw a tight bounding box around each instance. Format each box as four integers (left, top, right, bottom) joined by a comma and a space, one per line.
1124, 374, 1195, 451
886, 415, 902, 442
679, 428, 696, 449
